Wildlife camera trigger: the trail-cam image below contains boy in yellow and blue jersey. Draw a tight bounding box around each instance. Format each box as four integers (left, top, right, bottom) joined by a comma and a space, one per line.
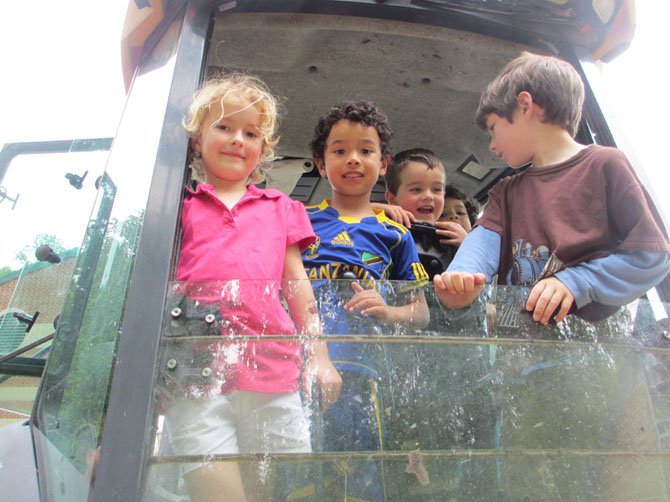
302, 101, 429, 501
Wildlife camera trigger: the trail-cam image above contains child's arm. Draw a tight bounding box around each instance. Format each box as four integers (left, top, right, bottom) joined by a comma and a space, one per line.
371, 202, 416, 228
547, 250, 668, 318
283, 244, 342, 410
342, 221, 431, 326
434, 226, 500, 308
345, 281, 430, 326
526, 251, 669, 324
538, 147, 668, 322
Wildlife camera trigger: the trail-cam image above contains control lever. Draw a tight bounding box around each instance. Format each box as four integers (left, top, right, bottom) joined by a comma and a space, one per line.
0, 186, 20, 210
13, 311, 40, 333
65, 170, 88, 190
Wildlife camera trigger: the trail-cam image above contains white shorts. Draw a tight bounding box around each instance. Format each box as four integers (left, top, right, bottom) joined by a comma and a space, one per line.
165, 390, 312, 456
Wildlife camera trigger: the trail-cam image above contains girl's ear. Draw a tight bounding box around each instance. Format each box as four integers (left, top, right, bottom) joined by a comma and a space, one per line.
191, 137, 202, 153
385, 191, 397, 205
316, 158, 327, 177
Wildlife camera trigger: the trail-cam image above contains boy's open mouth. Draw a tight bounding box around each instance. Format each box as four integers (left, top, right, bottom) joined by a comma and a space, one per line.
417, 206, 434, 215
343, 172, 363, 178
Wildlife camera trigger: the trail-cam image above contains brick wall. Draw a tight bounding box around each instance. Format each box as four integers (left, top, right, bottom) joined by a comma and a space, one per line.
0, 257, 76, 324
0, 409, 29, 420
0, 278, 17, 313
0, 261, 75, 428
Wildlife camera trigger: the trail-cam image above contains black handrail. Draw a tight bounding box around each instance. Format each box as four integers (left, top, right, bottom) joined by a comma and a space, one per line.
0, 333, 54, 366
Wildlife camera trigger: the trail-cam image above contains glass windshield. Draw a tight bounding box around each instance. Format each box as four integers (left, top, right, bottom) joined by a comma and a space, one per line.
28, 11, 184, 501
143, 279, 670, 501
0, 143, 110, 428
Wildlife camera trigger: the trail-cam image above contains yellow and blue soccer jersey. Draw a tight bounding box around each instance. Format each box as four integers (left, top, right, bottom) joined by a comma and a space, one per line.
302, 200, 428, 376
303, 200, 428, 284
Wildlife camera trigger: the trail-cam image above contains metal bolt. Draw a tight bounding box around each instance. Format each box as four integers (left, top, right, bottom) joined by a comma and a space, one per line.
201, 367, 212, 378
205, 313, 216, 324
663, 330, 670, 341
171, 307, 182, 318
166, 359, 178, 370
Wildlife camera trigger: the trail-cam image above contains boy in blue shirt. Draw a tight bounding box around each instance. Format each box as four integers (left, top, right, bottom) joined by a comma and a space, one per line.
302, 100, 429, 500
435, 52, 669, 322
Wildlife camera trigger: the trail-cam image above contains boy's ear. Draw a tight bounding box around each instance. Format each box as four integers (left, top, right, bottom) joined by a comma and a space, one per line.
516, 91, 537, 118
379, 154, 390, 176
315, 158, 327, 177
385, 190, 397, 205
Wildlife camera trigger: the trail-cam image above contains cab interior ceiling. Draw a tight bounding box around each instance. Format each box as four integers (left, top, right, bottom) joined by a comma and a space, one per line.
208, 12, 548, 201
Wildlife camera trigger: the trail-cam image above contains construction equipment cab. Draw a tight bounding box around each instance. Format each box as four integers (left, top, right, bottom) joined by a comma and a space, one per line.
2, 1, 669, 501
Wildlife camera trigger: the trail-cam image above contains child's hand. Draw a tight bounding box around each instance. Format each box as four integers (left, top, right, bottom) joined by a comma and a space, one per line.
345, 281, 392, 321
372, 202, 416, 228
434, 271, 485, 309
435, 221, 468, 247
525, 277, 574, 324
302, 348, 342, 412
314, 357, 342, 412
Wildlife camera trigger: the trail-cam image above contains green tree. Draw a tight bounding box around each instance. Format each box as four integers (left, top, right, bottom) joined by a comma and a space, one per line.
42, 208, 145, 472
15, 233, 66, 264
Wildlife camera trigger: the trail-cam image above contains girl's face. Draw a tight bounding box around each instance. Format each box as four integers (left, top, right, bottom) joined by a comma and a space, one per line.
441, 197, 472, 232
193, 96, 265, 187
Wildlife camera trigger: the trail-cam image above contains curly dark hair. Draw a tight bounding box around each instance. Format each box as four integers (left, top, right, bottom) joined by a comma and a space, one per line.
444, 184, 481, 226
309, 101, 393, 160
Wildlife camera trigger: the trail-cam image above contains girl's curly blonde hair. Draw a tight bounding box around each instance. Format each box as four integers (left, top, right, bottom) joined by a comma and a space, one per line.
183, 73, 280, 182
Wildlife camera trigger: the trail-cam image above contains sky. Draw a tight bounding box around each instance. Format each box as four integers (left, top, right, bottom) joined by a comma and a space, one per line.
0, 1, 667, 268
599, 2, 669, 219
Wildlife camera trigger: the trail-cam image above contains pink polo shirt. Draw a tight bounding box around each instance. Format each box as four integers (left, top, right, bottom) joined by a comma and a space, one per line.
176, 183, 316, 393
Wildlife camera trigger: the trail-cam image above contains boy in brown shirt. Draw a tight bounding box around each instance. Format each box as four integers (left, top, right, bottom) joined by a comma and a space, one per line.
435, 52, 669, 323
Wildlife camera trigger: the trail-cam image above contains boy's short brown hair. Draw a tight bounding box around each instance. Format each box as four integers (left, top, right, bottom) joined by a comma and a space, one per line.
384, 148, 446, 196
475, 52, 585, 137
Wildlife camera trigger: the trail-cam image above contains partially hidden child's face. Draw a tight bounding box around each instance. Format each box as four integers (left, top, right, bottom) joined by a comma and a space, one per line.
386, 161, 445, 223
193, 97, 265, 185
486, 108, 532, 169
317, 119, 388, 198
440, 197, 472, 232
